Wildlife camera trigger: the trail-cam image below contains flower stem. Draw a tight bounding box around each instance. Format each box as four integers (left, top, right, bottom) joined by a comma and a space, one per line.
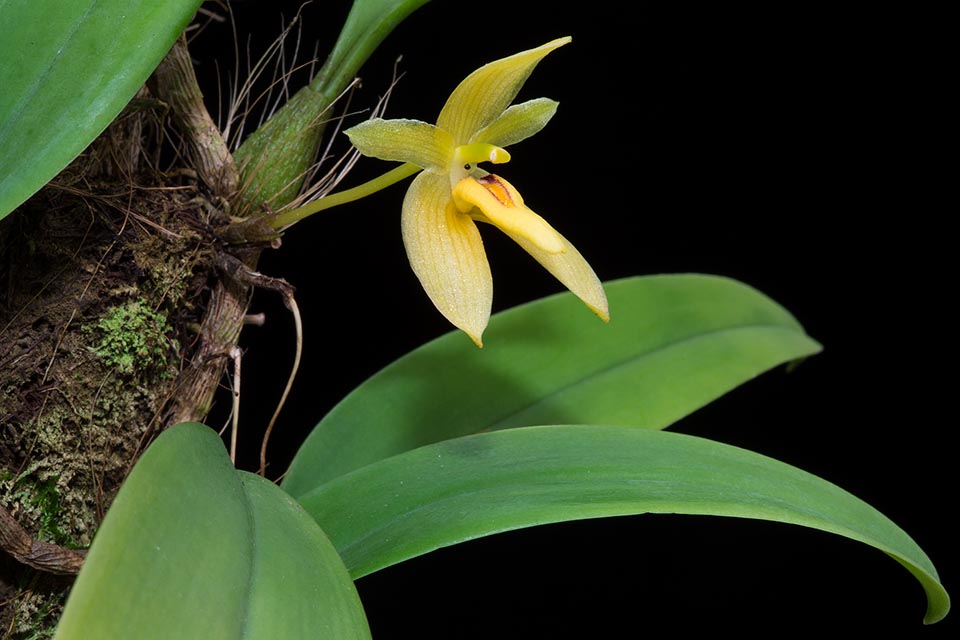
268, 162, 420, 230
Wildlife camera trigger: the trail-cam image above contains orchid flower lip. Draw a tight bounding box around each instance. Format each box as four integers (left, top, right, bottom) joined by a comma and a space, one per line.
452, 174, 566, 255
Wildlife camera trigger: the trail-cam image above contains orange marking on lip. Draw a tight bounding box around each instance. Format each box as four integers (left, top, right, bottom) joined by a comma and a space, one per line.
476, 175, 514, 207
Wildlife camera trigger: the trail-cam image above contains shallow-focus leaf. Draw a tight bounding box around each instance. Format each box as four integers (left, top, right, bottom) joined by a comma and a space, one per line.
0, 0, 203, 219
297, 425, 949, 625
55, 423, 370, 640
283, 275, 821, 495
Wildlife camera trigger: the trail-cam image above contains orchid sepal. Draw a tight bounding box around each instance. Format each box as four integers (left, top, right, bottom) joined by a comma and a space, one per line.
344, 118, 453, 170
437, 37, 572, 144
402, 172, 491, 347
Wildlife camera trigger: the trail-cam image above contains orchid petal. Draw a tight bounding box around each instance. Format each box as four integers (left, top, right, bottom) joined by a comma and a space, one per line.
471, 98, 559, 148
345, 118, 453, 170
437, 37, 571, 144
489, 219, 609, 322
402, 172, 492, 346
453, 176, 564, 254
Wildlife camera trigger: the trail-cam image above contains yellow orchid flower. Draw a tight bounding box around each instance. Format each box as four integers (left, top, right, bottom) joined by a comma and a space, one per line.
345, 37, 608, 346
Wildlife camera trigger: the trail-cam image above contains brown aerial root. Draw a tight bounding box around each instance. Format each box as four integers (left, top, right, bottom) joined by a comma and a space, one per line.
0, 506, 86, 576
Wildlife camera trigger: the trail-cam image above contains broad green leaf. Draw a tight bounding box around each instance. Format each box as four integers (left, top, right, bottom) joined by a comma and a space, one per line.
282, 275, 821, 496
236, 472, 372, 639
297, 425, 950, 625
0, 0, 203, 220
55, 423, 370, 640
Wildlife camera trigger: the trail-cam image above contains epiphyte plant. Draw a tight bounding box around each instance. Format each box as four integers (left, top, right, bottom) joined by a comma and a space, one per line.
0, 0, 949, 637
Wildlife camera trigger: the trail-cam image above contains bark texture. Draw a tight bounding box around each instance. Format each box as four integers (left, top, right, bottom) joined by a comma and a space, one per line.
0, 35, 259, 635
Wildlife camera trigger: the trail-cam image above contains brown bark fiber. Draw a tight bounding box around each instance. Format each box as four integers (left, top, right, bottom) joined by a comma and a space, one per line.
0, 35, 257, 635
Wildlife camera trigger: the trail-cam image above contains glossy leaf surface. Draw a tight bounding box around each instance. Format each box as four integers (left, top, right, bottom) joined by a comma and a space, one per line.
55, 423, 370, 640
283, 274, 822, 495
297, 425, 950, 624
0, 0, 203, 219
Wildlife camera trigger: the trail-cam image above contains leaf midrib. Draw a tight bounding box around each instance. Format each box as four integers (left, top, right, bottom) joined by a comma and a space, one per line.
336, 473, 845, 578
484, 322, 816, 431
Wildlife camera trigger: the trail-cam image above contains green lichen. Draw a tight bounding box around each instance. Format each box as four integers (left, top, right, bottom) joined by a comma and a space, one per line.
85, 299, 172, 376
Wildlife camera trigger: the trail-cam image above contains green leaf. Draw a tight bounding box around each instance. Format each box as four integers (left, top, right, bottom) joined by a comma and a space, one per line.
282, 274, 821, 496
236, 472, 372, 639
297, 425, 950, 625
55, 423, 370, 640
310, 0, 432, 101
0, 0, 203, 220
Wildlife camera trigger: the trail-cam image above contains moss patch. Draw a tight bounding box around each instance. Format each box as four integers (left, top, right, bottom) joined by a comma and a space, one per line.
85, 299, 172, 376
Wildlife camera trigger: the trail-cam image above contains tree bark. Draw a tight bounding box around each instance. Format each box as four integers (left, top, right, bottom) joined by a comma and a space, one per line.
0, 34, 262, 636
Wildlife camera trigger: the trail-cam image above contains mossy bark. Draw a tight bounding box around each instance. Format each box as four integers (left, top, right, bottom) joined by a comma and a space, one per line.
0, 111, 216, 635
0, 40, 255, 636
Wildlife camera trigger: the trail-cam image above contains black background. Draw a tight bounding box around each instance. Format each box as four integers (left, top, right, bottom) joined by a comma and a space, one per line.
190, 2, 953, 636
